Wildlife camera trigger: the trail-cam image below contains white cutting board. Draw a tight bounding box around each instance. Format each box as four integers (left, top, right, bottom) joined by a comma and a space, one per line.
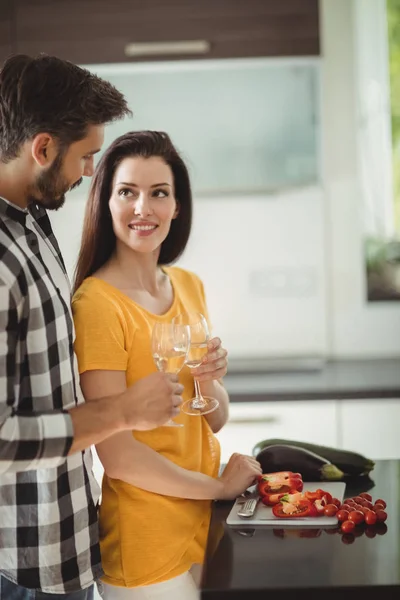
227, 481, 346, 528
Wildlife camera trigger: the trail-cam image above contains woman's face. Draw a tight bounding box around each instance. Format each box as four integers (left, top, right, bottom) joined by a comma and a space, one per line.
109, 155, 178, 256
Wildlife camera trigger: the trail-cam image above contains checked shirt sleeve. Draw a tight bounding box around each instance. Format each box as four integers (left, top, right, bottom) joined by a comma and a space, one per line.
0, 277, 74, 473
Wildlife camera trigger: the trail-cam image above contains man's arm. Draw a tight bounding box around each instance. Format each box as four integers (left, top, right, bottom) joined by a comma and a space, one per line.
0, 280, 182, 473
0, 279, 74, 472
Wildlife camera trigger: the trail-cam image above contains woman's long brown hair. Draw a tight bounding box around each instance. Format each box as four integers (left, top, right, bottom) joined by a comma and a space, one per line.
73, 130, 193, 293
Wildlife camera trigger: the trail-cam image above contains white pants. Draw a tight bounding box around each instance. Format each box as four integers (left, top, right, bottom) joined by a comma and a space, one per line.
99, 570, 200, 600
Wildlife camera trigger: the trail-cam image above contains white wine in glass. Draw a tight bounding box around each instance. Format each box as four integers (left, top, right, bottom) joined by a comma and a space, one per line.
185, 342, 208, 369
151, 322, 190, 427
153, 348, 187, 374
172, 312, 219, 416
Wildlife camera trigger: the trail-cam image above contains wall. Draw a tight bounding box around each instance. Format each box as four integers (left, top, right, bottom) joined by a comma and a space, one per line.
320, 0, 400, 358
51, 184, 328, 360
50, 0, 400, 361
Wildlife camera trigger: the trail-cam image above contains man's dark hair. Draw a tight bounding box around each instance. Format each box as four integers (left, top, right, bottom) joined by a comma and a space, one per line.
0, 54, 132, 162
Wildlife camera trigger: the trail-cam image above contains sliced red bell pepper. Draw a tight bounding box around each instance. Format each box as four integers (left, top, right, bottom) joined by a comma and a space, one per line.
304, 489, 332, 504
260, 492, 287, 506
303, 489, 333, 516
257, 472, 303, 496
272, 498, 312, 518
258, 471, 302, 483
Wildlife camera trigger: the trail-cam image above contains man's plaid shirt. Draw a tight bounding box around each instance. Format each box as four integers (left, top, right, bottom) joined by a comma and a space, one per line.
0, 196, 102, 593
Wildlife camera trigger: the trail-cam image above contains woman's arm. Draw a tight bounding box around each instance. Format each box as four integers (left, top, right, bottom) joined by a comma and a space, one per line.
199, 379, 229, 433
80, 369, 260, 500
192, 337, 230, 433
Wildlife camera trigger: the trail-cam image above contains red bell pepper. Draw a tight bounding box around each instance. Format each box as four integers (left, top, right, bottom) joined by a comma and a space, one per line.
304, 489, 333, 515
272, 498, 312, 518
260, 492, 287, 506
257, 472, 303, 496
304, 489, 332, 504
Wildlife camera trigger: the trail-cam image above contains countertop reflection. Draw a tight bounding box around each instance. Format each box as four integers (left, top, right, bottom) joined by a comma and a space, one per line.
201, 460, 400, 599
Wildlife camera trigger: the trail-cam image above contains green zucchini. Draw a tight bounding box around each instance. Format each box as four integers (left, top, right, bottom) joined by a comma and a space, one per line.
252, 438, 375, 477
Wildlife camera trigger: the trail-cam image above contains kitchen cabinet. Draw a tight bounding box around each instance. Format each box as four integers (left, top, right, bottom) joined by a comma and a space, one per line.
215, 400, 338, 464
0, 1, 13, 64
339, 398, 400, 460
14, 0, 319, 65
91, 59, 320, 197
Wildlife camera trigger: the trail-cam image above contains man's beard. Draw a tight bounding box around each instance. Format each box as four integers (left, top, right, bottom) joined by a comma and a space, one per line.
27, 152, 83, 211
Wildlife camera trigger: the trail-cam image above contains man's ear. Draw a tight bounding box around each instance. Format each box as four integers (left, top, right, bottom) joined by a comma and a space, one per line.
31, 133, 57, 167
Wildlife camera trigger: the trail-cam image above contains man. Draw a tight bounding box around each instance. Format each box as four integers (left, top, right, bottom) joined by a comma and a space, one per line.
0, 54, 183, 600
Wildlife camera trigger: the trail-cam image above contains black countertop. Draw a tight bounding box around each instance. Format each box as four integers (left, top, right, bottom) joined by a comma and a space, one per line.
224, 358, 400, 401
201, 460, 400, 599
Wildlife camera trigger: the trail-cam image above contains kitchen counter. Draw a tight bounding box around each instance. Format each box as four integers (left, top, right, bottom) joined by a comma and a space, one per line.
224, 357, 400, 401
201, 459, 399, 599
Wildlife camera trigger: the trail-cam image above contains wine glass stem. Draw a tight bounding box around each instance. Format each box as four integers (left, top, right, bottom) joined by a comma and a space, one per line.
192, 378, 207, 409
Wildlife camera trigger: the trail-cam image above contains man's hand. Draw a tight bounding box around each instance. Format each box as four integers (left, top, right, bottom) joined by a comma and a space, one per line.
119, 372, 184, 431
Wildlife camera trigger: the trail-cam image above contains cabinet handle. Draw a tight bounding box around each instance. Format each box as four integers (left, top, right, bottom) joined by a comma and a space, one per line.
124, 40, 210, 58
228, 416, 278, 425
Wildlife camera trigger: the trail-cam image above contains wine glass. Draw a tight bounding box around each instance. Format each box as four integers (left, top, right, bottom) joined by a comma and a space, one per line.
172, 312, 219, 416
151, 322, 190, 427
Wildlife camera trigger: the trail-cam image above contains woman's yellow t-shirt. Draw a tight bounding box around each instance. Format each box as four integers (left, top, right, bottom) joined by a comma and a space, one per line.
72, 267, 221, 588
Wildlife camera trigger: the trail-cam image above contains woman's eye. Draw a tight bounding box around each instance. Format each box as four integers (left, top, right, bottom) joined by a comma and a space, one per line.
153, 189, 169, 198
118, 188, 133, 198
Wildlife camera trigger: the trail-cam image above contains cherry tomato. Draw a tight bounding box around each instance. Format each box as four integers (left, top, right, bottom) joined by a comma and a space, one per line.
360, 492, 372, 502
331, 498, 341, 508
354, 496, 364, 504
375, 499, 387, 509
365, 511, 377, 526
375, 510, 388, 523
341, 520, 355, 533
360, 506, 370, 516
324, 504, 338, 517
365, 527, 377, 538
353, 525, 365, 538
336, 509, 349, 522
358, 499, 369, 507
348, 510, 364, 525
375, 523, 388, 535
363, 500, 373, 510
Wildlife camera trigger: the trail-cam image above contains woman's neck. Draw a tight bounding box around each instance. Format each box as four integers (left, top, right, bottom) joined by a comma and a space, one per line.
101, 243, 164, 295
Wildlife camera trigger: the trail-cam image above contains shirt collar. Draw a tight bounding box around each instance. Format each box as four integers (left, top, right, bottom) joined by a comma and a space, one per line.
0, 195, 28, 226
0, 195, 47, 227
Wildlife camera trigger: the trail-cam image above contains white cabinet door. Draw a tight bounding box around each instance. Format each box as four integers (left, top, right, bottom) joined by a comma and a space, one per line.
215, 400, 338, 464
340, 399, 400, 460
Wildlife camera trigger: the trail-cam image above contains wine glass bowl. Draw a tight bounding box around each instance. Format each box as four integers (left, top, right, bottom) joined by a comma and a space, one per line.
172, 312, 219, 416
151, 322, 190, 427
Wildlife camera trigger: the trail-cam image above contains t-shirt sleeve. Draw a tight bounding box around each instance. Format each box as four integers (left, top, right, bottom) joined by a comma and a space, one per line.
72, 287, 128, 374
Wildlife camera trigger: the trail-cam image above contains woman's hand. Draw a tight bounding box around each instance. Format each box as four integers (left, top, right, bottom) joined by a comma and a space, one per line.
216, 453, 262, 500
191, 337, 228, 382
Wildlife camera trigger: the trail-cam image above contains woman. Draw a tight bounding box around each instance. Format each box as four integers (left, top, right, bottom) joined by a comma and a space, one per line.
72, 131, 261, 599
